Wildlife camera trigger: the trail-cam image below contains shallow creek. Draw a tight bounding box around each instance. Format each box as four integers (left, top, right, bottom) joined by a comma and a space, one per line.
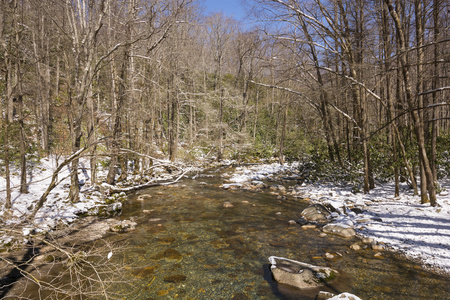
106, 168, 449, 300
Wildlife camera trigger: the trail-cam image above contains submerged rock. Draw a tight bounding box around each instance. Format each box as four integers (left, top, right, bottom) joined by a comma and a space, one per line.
157, 237, 175, 244
164, 248, 182, 262
164, 274, 187, 283
223, 201, 234, 208
130, 266, 156, 278
268, 256, 338, 289
78, 202, 122, 218
109, 219, 137, 233
137, 194, 152, 201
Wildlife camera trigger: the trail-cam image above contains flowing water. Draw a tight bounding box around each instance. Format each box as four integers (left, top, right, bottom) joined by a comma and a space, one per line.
103, 167, 449, 300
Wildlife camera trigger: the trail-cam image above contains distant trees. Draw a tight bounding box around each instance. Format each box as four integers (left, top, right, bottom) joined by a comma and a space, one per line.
0, 0, 448, 208
252, 0, 448, 204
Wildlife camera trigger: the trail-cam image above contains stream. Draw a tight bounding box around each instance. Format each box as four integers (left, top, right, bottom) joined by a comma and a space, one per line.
103, 167, 449, 299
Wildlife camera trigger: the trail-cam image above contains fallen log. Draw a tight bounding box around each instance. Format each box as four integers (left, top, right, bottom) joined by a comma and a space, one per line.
102, 169, 190, 194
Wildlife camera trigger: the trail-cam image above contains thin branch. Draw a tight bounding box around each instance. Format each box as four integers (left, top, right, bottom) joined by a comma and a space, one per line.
29, 146, 90, 220
118, 148, 184, 170
419, 86, 450, 96
249, 80, 320, 111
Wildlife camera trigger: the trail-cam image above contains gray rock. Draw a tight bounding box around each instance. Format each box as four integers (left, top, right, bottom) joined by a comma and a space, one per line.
300, 204, 331, 223
372, 244, 384, 251
362, 237, 374, 244
268, 256, 338, 289
270, 184, 286, 191
350, 244, 361, 251
322, 223, 356, 238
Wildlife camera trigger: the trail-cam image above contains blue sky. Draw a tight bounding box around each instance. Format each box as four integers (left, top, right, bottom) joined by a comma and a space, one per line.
202, 0, 247, 20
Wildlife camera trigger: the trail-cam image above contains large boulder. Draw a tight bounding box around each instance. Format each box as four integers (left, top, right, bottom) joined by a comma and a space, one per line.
269, 256, 338, 289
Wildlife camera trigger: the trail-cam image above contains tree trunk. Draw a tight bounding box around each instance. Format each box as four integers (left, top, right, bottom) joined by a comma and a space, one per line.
107, 45, 129, 183
217, 88, 224, 161
415, 0, 429, 204
384, 0, 437, 206
382, 1, 399, 197
253, 89, 259, 141
431, 0, 440, 183
279, 103, 288, 165
3, 118, 12, 209
31, 13, 51, 155
87, 91, 97, 185
68, 120, 82, 203
297, 11, 341, 164
18, 95, 28, 194
168, 74, 178, 162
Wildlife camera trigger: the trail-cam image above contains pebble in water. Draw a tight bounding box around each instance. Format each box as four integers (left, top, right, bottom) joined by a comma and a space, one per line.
164, 274, 187, 283
130, 266, 157, 278
157, 237, 175, 245
164, 249, 182, 262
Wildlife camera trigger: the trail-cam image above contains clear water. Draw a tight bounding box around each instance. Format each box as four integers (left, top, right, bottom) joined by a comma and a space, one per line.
105, 168, 450, 300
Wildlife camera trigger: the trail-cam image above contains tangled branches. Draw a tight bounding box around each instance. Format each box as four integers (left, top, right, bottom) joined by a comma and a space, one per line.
0, 227, 132, 299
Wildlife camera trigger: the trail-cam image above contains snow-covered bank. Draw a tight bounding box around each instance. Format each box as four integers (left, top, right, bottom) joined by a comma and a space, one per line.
0, 155, 181, 245
301, 179, 450, 275
222, 162, 299, 186
226, 163, 450, 275
0, 156, 103, 234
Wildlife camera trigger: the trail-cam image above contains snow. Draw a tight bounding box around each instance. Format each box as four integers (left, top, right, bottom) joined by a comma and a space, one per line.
227, 163, 450, 275
301, 180, 450, 274
0, 156, 104, 236
228, 162, 299, 182
328, 292, 362, 300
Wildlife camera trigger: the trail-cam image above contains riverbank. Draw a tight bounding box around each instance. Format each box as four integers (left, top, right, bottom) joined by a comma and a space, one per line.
224, 163, 450, 275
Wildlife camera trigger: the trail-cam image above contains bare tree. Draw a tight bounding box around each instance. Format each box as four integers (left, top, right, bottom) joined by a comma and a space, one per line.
383, 0, 437, 206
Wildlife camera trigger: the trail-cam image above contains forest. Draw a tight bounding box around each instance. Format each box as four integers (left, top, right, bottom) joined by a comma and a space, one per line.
1, 0, 449, 211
